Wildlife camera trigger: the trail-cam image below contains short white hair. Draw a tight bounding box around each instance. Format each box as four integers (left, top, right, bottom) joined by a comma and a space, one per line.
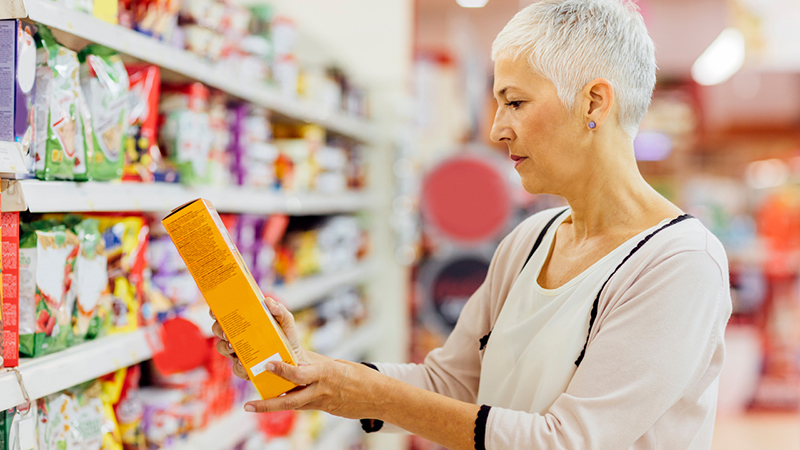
492, 0, 656, 137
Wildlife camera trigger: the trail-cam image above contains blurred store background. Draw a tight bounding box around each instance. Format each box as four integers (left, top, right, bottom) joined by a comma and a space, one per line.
1, 0, 799, 449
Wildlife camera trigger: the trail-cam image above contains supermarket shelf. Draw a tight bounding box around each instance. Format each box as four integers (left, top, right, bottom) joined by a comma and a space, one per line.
172, 323, 377, 450
312, 418, 361, 450
0, 325, 162, 411
174, 409, 257, 450
7, 0, 378, 144
274, 261, 376, 312
0, 179, 376, 214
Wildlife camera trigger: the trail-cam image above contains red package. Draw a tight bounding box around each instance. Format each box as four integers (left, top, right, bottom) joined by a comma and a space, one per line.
124, 65, 161, 182
2, 212, 19, 367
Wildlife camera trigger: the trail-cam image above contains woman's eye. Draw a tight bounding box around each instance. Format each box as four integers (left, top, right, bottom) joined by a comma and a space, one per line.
505, 101, 522, 109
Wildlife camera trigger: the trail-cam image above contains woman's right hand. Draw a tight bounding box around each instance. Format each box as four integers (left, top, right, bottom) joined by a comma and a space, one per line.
211, 296, 311, 380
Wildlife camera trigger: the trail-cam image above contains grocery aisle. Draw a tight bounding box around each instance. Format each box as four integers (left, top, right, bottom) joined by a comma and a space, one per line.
0, 0, 408, 448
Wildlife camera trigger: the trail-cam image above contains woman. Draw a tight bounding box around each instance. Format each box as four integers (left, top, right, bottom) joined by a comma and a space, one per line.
213, 0, 731, 448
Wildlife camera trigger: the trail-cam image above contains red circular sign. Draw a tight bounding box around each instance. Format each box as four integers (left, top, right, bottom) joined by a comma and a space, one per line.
422, 156, 511, 243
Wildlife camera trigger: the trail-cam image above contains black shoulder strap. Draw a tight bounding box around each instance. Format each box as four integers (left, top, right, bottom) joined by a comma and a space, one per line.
574, 213, 694, 367
520, 207, 569, 275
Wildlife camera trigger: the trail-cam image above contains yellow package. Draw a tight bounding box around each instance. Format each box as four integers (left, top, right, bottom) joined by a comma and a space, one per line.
162, 199, 298, 400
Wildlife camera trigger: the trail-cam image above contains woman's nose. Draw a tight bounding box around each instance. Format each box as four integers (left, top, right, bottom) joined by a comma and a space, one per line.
490, 109, 513, 143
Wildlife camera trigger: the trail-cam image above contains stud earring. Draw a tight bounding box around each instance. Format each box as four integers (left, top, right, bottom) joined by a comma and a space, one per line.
588, 121, 597, 129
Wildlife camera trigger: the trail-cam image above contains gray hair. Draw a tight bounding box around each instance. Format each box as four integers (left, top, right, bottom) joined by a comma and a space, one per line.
492, 0, 657, 137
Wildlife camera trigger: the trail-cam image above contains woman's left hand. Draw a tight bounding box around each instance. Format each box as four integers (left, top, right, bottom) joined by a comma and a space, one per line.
244, 359, 385, 420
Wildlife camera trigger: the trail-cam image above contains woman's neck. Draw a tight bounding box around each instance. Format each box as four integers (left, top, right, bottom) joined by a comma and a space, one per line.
559, 144, 680, 241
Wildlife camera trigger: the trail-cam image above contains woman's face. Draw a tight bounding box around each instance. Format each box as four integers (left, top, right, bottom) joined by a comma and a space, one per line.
490, 55, 586, 195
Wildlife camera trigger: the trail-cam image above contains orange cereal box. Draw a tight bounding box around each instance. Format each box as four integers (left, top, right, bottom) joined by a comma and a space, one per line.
162, 199, 298, 399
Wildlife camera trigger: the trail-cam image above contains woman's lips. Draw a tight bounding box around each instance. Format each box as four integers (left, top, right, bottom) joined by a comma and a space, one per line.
510, 154, 528, 168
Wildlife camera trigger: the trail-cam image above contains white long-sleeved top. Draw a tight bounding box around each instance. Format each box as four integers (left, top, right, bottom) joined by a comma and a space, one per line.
375, 208, 732, 449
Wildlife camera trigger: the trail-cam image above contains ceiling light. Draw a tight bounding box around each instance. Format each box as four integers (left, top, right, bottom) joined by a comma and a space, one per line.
456, 0, 489, 8
691, 28, 746, 86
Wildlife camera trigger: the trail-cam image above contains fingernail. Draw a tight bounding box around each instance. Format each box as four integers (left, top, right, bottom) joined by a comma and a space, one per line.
244, 404, 255, 412
227, 343, 233, 350
268, 297, 277, 306
266, 363, 276, 373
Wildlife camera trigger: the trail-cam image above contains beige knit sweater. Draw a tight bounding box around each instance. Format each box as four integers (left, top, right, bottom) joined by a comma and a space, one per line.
375, 208, 732, 449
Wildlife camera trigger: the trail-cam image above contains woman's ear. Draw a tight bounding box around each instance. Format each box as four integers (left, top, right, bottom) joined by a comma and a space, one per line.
581, 78, 615, 129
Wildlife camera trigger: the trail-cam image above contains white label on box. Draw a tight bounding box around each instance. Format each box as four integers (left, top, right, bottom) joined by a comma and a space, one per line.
250, 352, 282, 376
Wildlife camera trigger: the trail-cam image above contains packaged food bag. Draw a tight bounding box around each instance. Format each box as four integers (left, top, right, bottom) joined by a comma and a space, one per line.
123, 64, 160, 182
33, 26, 89, 181
96, 217, 147, 334
79, 45, 130, 181
18, 221, 79, 357
38, 382, 106, 450
72, 218, 109, 343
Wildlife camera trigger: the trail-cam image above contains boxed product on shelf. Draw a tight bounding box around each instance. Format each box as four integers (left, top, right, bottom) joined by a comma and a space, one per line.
124, 64, 161, 182
18, 220, 80, 357
0, 20, 37, 168
2, 212, 20, 368
78, 44, 131, 181
162, 199, 299, 400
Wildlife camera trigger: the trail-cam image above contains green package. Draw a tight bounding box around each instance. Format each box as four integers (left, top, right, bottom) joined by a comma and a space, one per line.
19, 221, 79, 357
38, 383, 105, 450
33, 26, 89, 181
78, 45, 130, 181
72, 218, 108, 344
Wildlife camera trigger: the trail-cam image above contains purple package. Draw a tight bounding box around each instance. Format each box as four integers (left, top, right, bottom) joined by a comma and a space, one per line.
235, 214, 264, 279
228, 104, 247, 186
0, 20, 36, 146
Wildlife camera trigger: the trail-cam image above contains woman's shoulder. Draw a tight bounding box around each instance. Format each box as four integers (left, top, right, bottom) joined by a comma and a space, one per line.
631, 216, 729, 281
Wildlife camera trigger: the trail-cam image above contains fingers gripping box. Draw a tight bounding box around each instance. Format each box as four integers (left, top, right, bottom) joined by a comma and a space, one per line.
162, 199, 298, 399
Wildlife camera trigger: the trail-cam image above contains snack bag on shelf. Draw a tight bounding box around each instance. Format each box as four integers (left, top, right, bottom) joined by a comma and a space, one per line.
0, 20, 37, 176
18, 220, 79, 357
159, 83, 212, 186
99, 370, 126, 450
38, 382, 106, 450
33, 26, 90, 181
95, 217, 148, 334
123, 65, 161, 182
2, 212, 20, 368
78, 45, 131, 181
72, 218, 109, 344
113, 366, 147, 450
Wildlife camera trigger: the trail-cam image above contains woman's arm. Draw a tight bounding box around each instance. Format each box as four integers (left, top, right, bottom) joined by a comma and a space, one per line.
245, 358, 482, 450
